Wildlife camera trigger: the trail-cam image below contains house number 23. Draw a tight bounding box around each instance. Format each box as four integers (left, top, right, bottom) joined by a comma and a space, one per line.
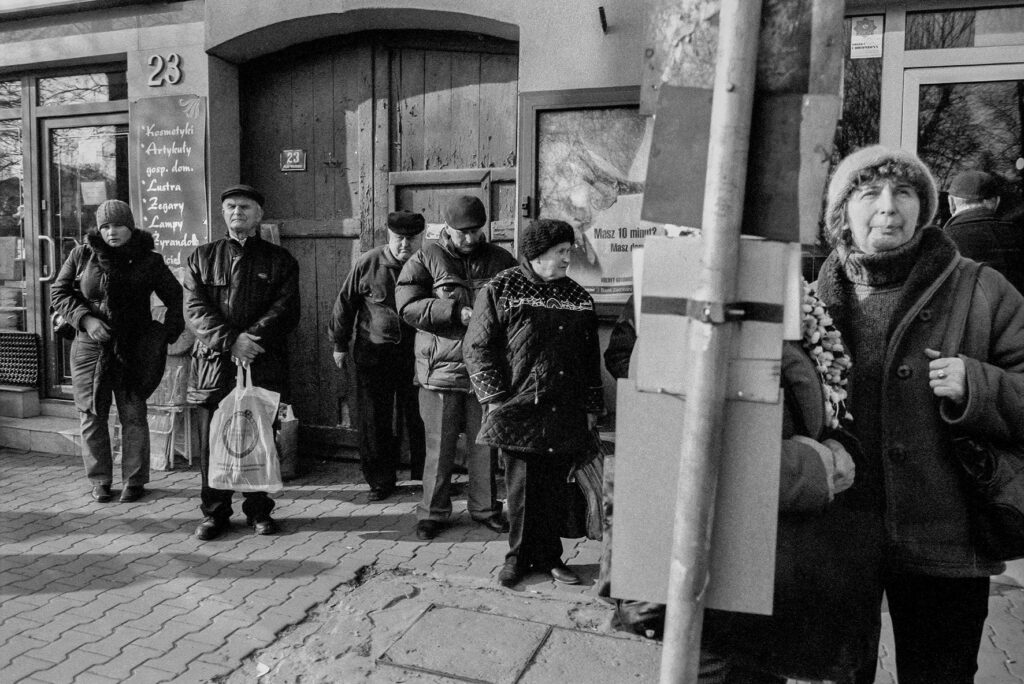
147, 54, 182, 87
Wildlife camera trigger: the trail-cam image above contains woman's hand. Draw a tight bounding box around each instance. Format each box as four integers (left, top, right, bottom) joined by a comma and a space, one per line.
82, 315, 111, 343
821, 438, 855, 495
924, 348, 967, 405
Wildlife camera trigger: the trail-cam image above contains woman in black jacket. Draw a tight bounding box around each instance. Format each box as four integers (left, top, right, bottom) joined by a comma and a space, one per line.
51, 199, 184, 504
465, 218, 604, 588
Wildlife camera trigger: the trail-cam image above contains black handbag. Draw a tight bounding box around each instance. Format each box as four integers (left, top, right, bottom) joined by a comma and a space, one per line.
562, 430, 607, 541
944, 260, 1024, 561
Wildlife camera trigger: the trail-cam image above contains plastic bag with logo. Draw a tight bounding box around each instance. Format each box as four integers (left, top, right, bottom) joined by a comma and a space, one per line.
208, 365, 283, 492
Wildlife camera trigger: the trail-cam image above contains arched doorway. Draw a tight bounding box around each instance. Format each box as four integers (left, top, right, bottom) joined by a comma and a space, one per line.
238, 30, 519, 445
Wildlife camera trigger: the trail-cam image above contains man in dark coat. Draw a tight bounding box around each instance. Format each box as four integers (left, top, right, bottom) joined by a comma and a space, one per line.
944, 169, 1024, 292
330, 211, 427, 501
396, 195, 516, 540
185, 184, 300, 540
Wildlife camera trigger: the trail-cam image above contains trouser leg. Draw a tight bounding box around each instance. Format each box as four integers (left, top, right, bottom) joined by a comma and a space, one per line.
504, 453, 527, 566
196, 405, 233, 522
417, 389, 460, 522
464, 395, 500, 520
80, 374, 114, 486
398, 381, 426, 480
114, 386, 150, 486
523, 454, 570, 568
241, 492, 275, 521
355, 366, 398, 491
886, 573, 990, 684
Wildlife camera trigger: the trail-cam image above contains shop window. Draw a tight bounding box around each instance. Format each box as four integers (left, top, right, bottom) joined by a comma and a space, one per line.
37, 70, 127, 107
906, 7, 1024, 50
836, 17, 882, 160
0, 121, 25, 331
0, 80, 21, 111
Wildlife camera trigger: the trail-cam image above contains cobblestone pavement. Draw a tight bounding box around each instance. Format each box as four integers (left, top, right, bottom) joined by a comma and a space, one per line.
2, 447, 1022, 683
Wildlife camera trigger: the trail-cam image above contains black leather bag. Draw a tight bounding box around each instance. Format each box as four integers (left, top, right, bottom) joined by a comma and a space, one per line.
944, 260, 1024, 562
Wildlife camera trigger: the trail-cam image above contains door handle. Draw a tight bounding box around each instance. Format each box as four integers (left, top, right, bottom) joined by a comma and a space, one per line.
38, 235, 56, 282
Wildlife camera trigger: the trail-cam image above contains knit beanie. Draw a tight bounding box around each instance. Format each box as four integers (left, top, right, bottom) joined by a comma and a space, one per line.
95, 199, 135, 231
824, 145, 938, 248
521, 219, 576, 260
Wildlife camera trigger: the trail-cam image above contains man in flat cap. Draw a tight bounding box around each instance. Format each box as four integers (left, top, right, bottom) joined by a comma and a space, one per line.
185, 184, 300, 540
396, 195, 516, 540
330, 211, 427, 500
945, 169, 1024, 292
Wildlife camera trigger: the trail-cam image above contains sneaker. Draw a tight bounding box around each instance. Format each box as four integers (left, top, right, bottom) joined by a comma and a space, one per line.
195, 517, 228, 541
91, 484, 112, 503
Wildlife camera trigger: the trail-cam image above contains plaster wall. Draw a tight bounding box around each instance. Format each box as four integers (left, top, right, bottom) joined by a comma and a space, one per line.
204, 0, 647, 92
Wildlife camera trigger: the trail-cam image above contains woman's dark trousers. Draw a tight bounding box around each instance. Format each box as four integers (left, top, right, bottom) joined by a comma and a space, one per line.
504, 452, 573, 569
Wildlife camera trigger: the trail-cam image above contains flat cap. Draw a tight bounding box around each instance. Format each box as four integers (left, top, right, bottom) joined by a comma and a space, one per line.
947, 170, 1000, 201
387, 211, 425, 236
444, 195, 487, 231
220, 184, 265, 206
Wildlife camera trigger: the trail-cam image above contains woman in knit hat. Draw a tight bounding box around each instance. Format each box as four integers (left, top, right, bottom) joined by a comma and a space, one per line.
816, 145, 1024, 683
51, 199, 184, 504
463, 218, 604, 588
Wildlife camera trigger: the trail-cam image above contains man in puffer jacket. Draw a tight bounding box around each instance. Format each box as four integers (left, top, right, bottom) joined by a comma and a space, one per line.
396, 195, 516, 540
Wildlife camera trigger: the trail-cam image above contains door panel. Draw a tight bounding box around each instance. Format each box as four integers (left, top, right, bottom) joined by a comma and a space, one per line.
903, 64, 1024, 215
41, 116, 129, 398
239, 32, 518, 434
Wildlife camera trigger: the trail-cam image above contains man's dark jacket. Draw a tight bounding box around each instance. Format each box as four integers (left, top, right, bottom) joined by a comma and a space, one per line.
184, 233, 300, 406
945, 206, 1024, 292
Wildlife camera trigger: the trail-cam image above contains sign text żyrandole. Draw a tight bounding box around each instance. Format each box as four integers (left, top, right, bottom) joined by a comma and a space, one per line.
129, 95, 208, 279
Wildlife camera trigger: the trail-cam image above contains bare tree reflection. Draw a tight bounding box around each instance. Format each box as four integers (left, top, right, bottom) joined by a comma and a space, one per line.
905, 10, 975, 50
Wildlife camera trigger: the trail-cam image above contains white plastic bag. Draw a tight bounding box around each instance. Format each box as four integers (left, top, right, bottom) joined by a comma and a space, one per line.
208, 365, 283, 492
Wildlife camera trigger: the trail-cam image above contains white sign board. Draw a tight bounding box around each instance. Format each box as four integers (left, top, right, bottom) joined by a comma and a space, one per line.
850, 15, 883, 59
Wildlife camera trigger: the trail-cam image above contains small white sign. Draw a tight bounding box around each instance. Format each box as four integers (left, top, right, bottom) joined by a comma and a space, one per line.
425, 222, 445, 241
851, 15, 883, 59
80, 181, 108, 206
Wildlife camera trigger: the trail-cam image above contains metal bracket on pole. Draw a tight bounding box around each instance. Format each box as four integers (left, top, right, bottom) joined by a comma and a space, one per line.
641, 296, 784, 325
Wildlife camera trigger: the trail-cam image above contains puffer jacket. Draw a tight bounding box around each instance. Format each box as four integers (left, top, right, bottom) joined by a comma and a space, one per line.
817, 226, 1024, 576
184, 233, 300, 406
464, 262, 604, 455
396, 231, 516, 391
51, 230, 184, 411
414, 275, 471, 391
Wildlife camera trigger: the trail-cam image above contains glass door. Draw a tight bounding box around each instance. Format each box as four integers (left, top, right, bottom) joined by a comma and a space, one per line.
902, 64, 1024, 224
40, 115, 129, 398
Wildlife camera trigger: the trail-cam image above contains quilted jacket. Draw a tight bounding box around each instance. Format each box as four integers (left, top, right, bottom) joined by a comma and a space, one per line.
184, 233, 300, 406
464, 262, 604, 455
396, 231, 516, 391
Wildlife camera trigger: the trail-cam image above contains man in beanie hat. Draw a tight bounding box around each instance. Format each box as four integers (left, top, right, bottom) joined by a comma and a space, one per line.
464, 218, 603, 587
330, 211, 427, 500
185, 184, 299, 540
943, 169, 1024, 292
816, 145, 1024, 683
396, 195, 516, 540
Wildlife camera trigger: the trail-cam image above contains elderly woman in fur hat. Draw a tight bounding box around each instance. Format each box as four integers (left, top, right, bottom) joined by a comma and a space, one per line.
51, 199, 184, 504
464, 218, 604, 588
816, 145, 1024, 683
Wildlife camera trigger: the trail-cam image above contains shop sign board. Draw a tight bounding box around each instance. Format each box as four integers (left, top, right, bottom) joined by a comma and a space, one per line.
129, 94, 208, 280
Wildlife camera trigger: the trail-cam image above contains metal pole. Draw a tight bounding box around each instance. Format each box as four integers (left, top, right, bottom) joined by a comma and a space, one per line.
658, 1, 762, 681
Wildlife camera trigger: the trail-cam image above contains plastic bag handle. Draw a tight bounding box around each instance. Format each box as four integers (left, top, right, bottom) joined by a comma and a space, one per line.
235, 363, 253, 389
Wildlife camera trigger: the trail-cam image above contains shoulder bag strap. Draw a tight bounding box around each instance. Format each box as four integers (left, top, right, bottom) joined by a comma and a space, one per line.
941, 259, 981, 358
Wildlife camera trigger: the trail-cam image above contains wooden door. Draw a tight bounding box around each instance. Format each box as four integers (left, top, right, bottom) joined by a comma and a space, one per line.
239, 31, 518, 444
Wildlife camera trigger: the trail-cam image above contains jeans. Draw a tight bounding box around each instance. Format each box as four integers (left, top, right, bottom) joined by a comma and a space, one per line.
417, 388, 500, 522
355, 363, 425, 490
504, 452, 572, 569
195, 405, 274, 523
80, 377, 150, 487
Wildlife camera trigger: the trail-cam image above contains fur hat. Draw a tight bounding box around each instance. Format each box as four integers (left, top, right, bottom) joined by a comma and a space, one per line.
444, 195, 487, 230
387, 211, 425, 236
95, 199, 135, 231
824, 145, 938, 248
948, 170, 999, 201
521, 219, 576, 260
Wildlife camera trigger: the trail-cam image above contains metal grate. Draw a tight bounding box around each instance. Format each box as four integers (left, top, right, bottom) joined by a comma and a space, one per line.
0, 331, 40, 386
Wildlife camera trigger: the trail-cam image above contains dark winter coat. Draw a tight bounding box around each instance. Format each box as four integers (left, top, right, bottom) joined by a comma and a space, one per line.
944, 206, 1024, 293
817, 226, 1024, 577
464, 262, 604, 455
184, 233, 300, 406
396, 231, 516, 392
329, 244, 415, 368
413, 276, 472, 391
51, 230, 184, 412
